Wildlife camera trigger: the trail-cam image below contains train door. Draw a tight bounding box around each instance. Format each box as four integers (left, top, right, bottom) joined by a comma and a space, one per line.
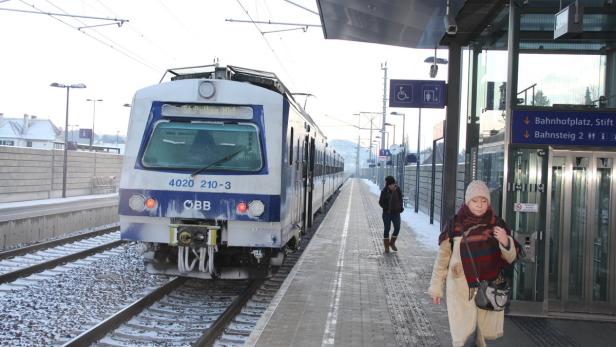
294, 137, 303, 228
547, 150, 616, 314
321, 149, 326, 211
306, 137, 316, 227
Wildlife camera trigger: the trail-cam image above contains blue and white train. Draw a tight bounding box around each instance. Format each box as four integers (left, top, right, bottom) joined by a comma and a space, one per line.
119, 65, 344, 279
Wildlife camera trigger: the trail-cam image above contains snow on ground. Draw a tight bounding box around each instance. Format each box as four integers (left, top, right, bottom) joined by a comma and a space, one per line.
0, 193, 118, 210
362, 178, 441, 251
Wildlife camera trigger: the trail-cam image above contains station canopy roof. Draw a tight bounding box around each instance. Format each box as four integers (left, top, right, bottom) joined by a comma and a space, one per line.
316, 0, 616, 52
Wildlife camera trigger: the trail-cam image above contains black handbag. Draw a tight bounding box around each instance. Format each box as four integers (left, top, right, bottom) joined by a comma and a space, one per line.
462, 226, 511, 311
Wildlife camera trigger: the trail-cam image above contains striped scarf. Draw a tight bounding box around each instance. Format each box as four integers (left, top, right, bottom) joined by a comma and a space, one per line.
438, 205, 519, 287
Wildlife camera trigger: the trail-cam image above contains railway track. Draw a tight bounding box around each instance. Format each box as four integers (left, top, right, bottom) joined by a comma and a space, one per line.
0, 227, 123, 285
0, 187, 343, 346
214, 254, 300, 346
63, 278, 262, 347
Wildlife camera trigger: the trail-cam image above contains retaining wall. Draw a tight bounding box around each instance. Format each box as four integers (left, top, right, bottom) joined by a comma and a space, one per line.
0, 146, 123, 203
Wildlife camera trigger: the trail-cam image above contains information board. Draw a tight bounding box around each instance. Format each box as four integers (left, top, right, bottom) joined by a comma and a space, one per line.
511, 109, 616, 146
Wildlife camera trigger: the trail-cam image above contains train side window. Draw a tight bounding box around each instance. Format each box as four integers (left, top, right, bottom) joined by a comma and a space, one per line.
289, 127, 294, 165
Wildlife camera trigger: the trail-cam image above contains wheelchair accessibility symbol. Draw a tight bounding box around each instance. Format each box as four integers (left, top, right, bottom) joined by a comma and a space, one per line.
395, 84, 413, 103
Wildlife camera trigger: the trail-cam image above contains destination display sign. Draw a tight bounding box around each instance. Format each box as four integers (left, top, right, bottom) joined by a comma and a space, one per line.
511, 109, 616, 146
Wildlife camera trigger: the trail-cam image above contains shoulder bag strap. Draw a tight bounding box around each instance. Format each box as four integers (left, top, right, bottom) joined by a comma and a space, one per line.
462, 228, 481, 285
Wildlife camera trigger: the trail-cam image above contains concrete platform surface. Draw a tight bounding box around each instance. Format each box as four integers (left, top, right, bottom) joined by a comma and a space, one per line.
245, 178, 616, 347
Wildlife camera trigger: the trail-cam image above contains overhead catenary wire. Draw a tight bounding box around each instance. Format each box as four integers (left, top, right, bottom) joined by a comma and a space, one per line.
15, 0, 161, 73
42, 0, 161, 71
92, 0, 178, 63
235, 0, 296, 88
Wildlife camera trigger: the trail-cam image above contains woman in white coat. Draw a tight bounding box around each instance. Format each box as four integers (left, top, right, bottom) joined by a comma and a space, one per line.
428, 180, 519, 347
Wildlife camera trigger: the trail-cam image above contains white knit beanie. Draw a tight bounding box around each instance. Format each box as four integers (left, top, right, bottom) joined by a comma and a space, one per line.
465, 180, 491, 204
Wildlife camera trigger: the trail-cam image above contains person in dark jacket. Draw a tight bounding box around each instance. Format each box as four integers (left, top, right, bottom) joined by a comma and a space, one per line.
378, 176, 404, 253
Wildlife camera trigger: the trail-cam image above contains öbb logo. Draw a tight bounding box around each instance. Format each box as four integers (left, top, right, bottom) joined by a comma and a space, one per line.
183, 200, 211, 211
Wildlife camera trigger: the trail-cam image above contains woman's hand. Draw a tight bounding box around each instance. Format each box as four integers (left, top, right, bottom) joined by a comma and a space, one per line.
493, 226, 510, 248
432, 296, 441, 304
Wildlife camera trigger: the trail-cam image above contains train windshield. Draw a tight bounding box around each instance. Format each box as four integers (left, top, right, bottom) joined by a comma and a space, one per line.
141, 121, 263, 172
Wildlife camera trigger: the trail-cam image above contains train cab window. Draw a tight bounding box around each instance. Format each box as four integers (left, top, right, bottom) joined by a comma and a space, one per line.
141, 121, 263, 172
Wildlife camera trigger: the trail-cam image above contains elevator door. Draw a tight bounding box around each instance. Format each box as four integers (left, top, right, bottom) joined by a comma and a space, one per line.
548, 151, 616, 314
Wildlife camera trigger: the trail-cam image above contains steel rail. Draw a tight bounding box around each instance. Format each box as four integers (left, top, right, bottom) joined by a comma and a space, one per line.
0, 225, 119, 260
62, 277, 187, 347
0, 239, 125, 284
194, 279, 264, 347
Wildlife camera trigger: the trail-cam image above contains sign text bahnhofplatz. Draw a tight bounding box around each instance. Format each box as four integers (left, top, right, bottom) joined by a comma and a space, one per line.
511, 109, 616, 146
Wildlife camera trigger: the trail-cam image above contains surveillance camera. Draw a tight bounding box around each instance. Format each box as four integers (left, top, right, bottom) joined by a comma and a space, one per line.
444, 13, 457, 35
429, 64, 438, 78
447, 24, 458, 35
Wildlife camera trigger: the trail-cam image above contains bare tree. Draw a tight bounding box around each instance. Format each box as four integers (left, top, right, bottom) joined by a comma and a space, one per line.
534, 90, 550, 106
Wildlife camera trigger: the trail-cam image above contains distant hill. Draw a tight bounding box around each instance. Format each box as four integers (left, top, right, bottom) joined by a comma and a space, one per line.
329, 139, 370, 174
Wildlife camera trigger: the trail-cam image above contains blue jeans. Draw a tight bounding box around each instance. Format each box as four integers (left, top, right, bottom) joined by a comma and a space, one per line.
382, 212, 401, 239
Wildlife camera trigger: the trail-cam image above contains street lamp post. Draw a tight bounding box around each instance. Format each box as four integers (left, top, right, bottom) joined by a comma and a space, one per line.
415, 108, 422, 212
385, 122, 396, 145
356, 112, 381, 181
69, 124, 79, 143
86, 98, 103, 150
390, 111, 406, 194
50, 82, 87, 198
353, 113, 361, 177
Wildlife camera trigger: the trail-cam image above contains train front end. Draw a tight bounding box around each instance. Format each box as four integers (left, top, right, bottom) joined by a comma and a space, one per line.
119, 73, 288, 279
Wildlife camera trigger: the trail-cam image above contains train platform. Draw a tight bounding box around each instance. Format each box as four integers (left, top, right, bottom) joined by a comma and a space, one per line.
245, 178, 616, 347
0, 194, 119, 251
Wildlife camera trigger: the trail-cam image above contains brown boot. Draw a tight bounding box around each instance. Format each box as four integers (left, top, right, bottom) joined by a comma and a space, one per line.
383, 238, 390, 253
389, 236, 398, 252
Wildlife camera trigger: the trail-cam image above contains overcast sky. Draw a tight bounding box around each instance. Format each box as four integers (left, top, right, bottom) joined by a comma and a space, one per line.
0, 0, 449, 149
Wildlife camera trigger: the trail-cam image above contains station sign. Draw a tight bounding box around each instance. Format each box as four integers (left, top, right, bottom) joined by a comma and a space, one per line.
389, 79, 446, 108
511, 109, 616, 147
513, 202, 539, 213
379, 149, 391, 156
79, 128, 92, 139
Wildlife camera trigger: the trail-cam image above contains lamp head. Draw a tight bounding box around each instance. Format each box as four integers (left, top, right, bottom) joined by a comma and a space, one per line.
429, 64, 438, 78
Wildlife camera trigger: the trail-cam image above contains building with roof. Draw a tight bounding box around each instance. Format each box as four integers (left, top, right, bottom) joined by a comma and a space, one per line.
0, 113, 63, 149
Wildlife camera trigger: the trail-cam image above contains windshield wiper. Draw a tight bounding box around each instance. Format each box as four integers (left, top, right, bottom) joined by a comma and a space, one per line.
162, 139, 186, 145
190, 147, 244, 177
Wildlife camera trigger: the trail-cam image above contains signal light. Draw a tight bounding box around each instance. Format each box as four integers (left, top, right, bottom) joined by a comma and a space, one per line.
237, 202, 248, 214
145, 197, 157, 209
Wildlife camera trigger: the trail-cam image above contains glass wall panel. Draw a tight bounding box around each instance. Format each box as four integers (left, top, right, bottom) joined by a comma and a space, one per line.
517, 54, 605, 107
569, 157, 589, 300
474, 49, 508, 211
548, 156, 565, 300
593, 157, 611, 301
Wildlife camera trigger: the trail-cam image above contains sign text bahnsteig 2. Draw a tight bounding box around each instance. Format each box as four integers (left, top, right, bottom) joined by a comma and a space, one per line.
511, 109, 616, 146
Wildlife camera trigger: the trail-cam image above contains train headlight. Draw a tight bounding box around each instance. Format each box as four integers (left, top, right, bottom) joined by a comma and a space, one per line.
248, 200, 265, 217
128, 194, 146, 212
198, 81, 216, 99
